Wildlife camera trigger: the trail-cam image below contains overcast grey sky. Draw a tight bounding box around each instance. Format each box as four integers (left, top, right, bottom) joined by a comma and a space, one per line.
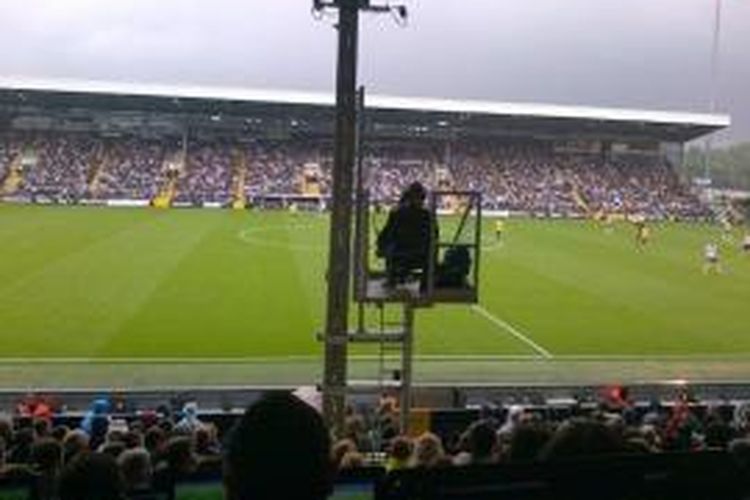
0, 0, 747, 142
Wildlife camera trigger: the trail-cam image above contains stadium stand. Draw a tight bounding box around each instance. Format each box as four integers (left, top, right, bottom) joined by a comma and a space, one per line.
0, 132, 710, 219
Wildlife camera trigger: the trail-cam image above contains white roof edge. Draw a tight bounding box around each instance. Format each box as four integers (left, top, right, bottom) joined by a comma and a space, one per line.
0, 76, 731, 129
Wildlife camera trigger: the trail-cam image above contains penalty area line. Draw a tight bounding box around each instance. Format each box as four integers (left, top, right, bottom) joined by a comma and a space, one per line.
471, 305, 553, 360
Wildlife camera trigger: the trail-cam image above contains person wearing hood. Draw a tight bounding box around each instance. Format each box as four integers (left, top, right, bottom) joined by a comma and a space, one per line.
377, 182, 438, 288
80, 398, 110, 450
174, 401, 204, 435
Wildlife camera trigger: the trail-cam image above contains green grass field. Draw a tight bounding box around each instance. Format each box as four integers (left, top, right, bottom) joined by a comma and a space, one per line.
0, 204, 748, 385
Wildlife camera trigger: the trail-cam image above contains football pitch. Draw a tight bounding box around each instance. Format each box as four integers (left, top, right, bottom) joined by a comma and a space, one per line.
0, 204, 749, 387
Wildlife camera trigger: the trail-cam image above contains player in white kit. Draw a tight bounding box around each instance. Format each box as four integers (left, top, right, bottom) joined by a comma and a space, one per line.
703, 242, 722, 275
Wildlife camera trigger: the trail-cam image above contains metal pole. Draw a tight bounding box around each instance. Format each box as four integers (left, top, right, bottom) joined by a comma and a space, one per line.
709, 0, 722, 114
400, 302, 415, 433
322, 0, 360, 437
703, 0, 722, 181
353, 86, 367, 320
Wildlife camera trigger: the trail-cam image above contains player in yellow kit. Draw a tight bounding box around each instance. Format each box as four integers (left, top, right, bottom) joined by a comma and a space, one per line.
634, 219, 650, 249
494, 219, 504, 243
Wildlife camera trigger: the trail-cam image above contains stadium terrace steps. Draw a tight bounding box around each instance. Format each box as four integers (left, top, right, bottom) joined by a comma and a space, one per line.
86, 143, 111, 197
231, 147, 247, 209
571, 183, 590, 214
0, 152, 24, 195
152, 150, 185, 207
152, 179, 176, 208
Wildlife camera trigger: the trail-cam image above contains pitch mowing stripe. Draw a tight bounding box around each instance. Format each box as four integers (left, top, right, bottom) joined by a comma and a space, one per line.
471, 305, 554, 359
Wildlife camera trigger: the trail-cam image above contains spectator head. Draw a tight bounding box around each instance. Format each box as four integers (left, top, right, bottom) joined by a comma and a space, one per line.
378, 393, 398, 417
0, 437, 6, 468
81, 399, 110, 450
158, 419, 174, 435
31, 438, 63, 474
118, 448, 152, 491
0, 415, 12, 445
332, 439, 357, 470
390, 436, 413, 463
224, 392, 332, 500
343, 414, 366, 443
705, 420, 734, 449
507, 423, 552, 462
412, 432, 445, 468
498, 405, 525, 436
175, 401, 203, 435
33, 418, 50, 439
105, 429, 125, 444
139, 411, 159, 430
10, 427, 34, 463
51, 425, 70, 443
339, 451, 364, 470
195, 424, 219, 456
402, 182, 426, 207
386, 435, 413, 471
100, 441, 127, 459
539, 419, 624, 461
63, 429, 90, 463
639, 424, 662, 451
59, 452, 124, 500
467, 420, 497, 463
123, 430, 144, 450
163, 436, 196, 475
144, 426, 166, 457
729, 438, 750, 472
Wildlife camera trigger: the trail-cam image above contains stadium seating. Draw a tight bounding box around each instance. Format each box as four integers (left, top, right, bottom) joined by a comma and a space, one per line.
0, 132, 709, 219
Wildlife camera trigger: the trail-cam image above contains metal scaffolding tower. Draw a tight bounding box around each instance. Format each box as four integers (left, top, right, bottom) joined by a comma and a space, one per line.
315, 0, 481, 437
314, 0, 407, 438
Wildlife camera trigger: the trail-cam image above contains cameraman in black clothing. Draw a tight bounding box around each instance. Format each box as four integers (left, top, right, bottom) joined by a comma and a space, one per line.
377, 182, 438, 288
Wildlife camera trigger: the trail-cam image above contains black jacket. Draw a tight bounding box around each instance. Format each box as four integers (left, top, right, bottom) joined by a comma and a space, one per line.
377, 204, 437, 263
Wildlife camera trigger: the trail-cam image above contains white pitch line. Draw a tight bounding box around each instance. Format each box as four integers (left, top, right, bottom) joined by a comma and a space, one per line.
2, 354, 750, 364
0, 355, 538, 364
471, 305, 553, 359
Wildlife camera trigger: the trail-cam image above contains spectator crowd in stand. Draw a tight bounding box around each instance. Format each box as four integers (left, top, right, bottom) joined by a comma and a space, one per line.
2, 395, 224, 499
0, 132, 708, 219
18, 136, 98, 201
328, 390, 750, 473
175, 141, 233, 205
2, 388, 750, 498
96, 138, 169, 201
